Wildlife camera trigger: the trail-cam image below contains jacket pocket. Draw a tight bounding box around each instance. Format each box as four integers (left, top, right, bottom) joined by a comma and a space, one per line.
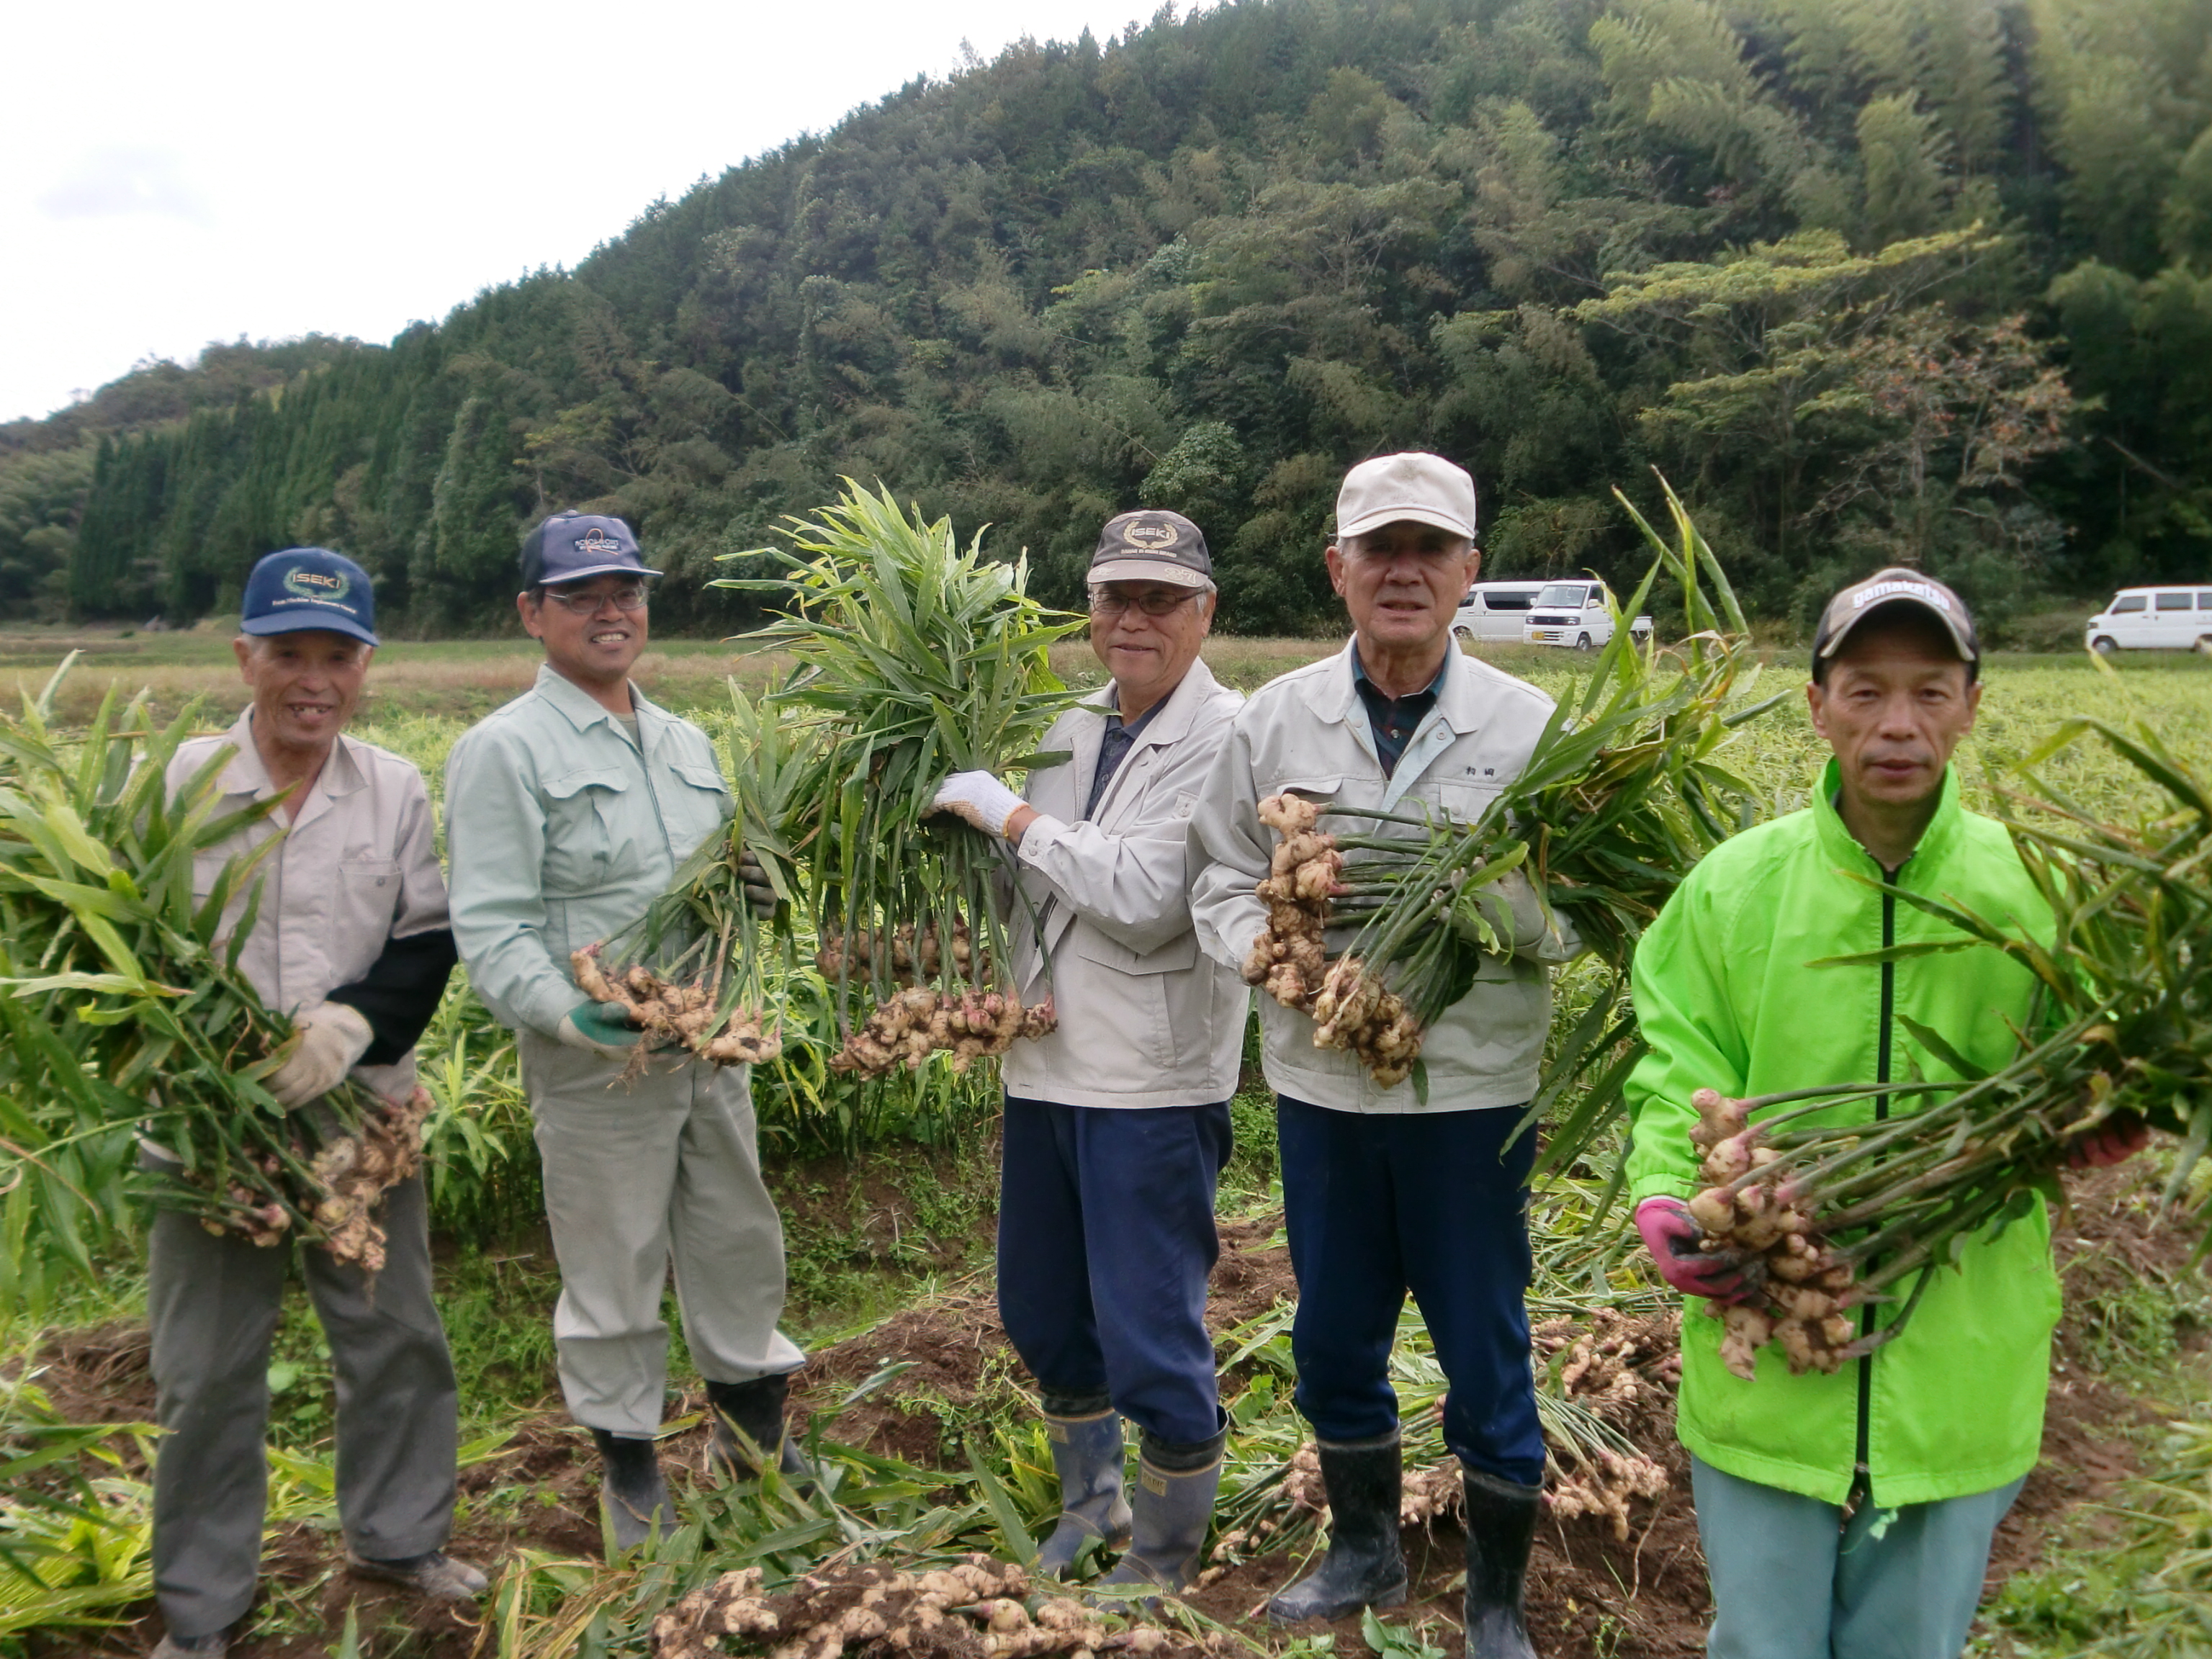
542, 768, 630, 895
1069, 928, 1199, 976
1263, 773, 1343, 805
661, 760, 734, 860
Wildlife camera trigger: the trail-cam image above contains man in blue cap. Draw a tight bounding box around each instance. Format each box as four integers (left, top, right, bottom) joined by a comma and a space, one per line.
147, 549, 481, 1658
444, 511, 805, 1555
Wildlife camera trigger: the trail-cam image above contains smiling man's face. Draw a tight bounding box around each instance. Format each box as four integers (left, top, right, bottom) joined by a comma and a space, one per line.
233, 629, 372, 759
519, 574, 651, 693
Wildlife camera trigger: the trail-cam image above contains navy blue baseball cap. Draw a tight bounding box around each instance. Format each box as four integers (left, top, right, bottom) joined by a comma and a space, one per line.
520, 511, 662, 589
240, 549, 378, 646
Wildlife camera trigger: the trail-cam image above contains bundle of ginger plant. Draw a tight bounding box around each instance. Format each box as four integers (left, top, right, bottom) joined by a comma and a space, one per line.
0, 661, 422, 1281
1244, 479, 1781, 1105
1676, 714, 2212, 1376
712, 480, 1085, 1079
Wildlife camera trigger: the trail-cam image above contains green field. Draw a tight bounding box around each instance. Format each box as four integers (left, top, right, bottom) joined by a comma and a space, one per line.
4, 638, 2209, 1659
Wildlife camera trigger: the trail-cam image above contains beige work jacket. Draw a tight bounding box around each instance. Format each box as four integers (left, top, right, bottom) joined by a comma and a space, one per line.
1187, 640, 1561, 1114
999, 660, 1251, 1110
168, 709, 450, 1100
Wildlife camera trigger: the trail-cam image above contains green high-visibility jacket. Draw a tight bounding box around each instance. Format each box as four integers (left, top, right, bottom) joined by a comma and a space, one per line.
1625, 760, 2061, 1507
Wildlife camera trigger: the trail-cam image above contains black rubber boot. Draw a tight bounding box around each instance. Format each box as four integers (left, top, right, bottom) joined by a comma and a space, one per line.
705, 1374, 813, 1487
1265, 1434, 1408, 1624
590, 1429, 670, 1555
1461, 1466, 1540, 1659
1097, 1429, 1225, 1596
1037, 1407, 1133, 1575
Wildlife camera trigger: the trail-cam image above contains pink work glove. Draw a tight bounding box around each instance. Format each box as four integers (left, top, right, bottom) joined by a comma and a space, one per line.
2065, 1108, 2150, 1169
1635, 1196, 1758, 1305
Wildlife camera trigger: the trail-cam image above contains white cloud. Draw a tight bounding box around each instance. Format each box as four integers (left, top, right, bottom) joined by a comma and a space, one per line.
0, 0, 1182, 423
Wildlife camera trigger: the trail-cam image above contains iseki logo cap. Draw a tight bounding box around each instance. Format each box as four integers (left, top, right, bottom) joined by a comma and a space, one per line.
521, 511, 662, 589
240, 548, 377, 646
1812, 567, 1979, 679
1089, 510, 1213, 589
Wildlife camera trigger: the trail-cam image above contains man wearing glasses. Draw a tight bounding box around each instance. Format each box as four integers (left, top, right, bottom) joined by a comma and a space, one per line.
930, 511, 1248, 1592
444, 513, 804, 1555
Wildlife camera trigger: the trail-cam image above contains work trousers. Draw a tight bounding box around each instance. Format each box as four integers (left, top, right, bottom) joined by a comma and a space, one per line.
997, 1094, 1233, 1448
148, 1172, 457, 1640
520, 1030, 804, 1438
1692, 1457, 2026, 1659
1275, 1096, 1545, 1486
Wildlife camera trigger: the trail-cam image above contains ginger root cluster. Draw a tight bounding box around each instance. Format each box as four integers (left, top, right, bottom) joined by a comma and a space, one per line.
831, 986, 1056, 1078
572, 945, 783, 1069
815, 921, 984, 986
1686, 1087, 1862, 1379
1244, 793, 1424, 1087
215, 1084, 435, 1272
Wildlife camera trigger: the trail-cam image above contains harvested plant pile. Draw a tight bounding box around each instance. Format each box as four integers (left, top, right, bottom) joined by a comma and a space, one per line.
715, 482, 1086, 1079
1244, 480, 1780, 1104
575, 685, 810, 1071
652, 1558, 1207, 1659
0, 665, 419, 1282
1681, 715, 2212, 1375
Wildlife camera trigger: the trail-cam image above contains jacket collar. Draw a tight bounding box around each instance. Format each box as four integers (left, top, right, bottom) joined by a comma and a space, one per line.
1085, 657, 1223, 748
1812, 755, 1964, 877
1303, 638, 1483, 735
531, 661, 667, 739
215, 707, 368, 807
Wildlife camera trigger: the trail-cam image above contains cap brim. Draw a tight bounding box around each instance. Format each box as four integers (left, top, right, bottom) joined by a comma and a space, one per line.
1817, 597, 1977, 662
240, 612, 379, 647
541, 562, 664, 585
1336, 505, 1475, 541
1087, 559, 1211, 588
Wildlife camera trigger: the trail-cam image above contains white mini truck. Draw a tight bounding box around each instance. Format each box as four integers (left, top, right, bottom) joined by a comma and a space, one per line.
1520, 580, 1654, 651
2085, 585, 2212, 654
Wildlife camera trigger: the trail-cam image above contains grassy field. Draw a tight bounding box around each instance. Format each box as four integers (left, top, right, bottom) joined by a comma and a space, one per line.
5, 632, 2211, 1658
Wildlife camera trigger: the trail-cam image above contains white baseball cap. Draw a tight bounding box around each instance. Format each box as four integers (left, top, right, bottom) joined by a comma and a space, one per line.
1334, 452, 1478, 541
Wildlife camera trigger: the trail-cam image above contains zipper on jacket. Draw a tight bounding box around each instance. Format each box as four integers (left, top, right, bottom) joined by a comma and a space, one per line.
1855, 869, 1899, 1500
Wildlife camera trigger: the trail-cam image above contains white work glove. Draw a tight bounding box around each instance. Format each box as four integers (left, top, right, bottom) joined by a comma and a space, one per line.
268, 1002, 374, 1107
1455, 870, 1568, 958
930, 770, 1025, 839
557, 1001, 643, 1060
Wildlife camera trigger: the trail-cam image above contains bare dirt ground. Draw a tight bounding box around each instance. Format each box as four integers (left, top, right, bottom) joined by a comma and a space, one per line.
23, 1166, 2183, 1659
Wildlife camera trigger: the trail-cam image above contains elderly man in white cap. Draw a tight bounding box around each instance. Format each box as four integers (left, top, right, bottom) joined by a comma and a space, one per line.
1190, 455, 1572, 1657
930, 510, 1248, 1593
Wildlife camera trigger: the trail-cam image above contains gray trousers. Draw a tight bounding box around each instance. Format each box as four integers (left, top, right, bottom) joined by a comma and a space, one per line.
519, 1032, 804, 1437
1691, 1455, 2026, 1659
148, 1173, 457, 1640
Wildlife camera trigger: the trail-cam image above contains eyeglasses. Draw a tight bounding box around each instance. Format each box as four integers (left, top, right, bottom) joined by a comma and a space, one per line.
541, 582, 649, 615
1089, 588, 1202, 618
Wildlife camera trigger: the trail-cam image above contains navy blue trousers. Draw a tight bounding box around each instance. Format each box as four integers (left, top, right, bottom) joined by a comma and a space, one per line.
1276, 1095, 1545, 1486
997, 1095, 1233, 1447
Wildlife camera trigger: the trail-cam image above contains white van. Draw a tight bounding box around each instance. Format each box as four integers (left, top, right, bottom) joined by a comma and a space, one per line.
2086, 586, 2212, 654
1521, 580, 1655, 651
1452, 582, 1546, 642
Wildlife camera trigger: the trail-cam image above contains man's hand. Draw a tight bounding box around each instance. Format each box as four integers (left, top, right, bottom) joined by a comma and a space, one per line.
558, 1001, 643, 1060
737, 848, 778, 920
930, 771, 1025, 839
2066, 1108, 2150, 1169
1635, 1196, 1759, 1304
1452, 870, 1555, 954
268, 1002, 374, 1107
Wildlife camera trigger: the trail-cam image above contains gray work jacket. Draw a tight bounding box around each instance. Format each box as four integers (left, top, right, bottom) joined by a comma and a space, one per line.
169, 709, 449, 1101
444, 665, 732, 1039
1187, 639, 1560, 1113
1001, 660, 1251, 1110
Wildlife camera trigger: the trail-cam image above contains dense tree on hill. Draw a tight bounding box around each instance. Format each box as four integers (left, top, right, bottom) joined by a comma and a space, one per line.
9, 0, 2211, 637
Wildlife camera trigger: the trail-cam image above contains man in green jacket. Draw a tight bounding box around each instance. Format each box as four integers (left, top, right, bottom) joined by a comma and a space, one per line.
1625, 570, 2125, 1657
445, 513, 804, 1555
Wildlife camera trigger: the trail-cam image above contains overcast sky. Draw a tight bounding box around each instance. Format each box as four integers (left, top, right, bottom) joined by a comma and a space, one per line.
4, 0, 1180, 424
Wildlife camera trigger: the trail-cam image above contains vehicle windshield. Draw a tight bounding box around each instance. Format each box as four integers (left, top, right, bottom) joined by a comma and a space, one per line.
1535, 583, 1593, 608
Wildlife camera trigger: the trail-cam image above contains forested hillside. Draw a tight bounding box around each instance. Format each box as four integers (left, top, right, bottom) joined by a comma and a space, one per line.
5, 0, 2211, 636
